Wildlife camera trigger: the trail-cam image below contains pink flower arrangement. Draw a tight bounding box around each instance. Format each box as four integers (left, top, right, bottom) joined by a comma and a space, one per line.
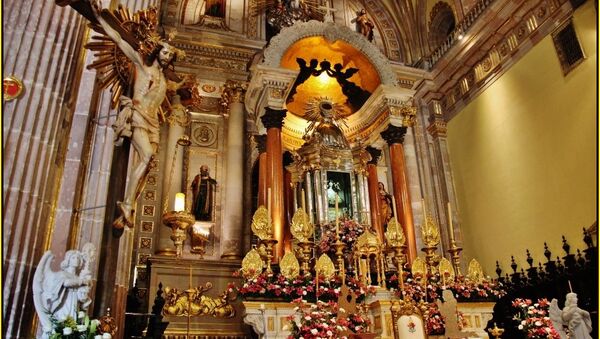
423, 302, 445, 335
445, 276, 506, 301
287, 299, 371, 339
318, 219, 366, 255
232, 271, 376, 303
512, 298, 560, 339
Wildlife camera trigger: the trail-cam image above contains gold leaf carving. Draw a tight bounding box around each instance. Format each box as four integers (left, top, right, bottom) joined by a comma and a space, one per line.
315, 254, 336, 280
280, 252, 300, 279
251, 205, 272, 240
438, 257, 455, 280
290, 208, 313, 242
241, 249, 263, 279
385, 217, 405, 247
411, 257, 427, 279
467, 258, 484, 284
420, 215, 440, 247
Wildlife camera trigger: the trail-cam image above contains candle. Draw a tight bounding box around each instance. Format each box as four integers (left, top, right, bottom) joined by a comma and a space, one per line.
174, 192, 185, 212
301, 188, 307, 212
392, 196, 399, 221
335, 194, 339, 238
421, 198, 427, 220
267, 188, 272, 215
447, 202, 455, 242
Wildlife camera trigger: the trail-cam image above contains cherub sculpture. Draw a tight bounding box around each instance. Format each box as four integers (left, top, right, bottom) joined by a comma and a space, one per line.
549, 292, 593, 339
33, 243, 96, 338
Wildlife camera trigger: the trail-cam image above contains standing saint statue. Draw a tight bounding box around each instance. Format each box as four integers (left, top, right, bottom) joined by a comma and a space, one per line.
351, 8, 375, 42
191, 165, 217, 221
55, 0, 184, 231
378, 182, 393, 227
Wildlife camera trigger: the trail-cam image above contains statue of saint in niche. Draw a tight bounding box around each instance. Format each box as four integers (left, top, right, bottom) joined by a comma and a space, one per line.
191, 165, 217, 221
379, 182, 393, 227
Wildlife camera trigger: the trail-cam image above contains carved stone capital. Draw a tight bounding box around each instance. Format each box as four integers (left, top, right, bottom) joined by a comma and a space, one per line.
220, 80, 248, 114
366, 146, 382, 165
427, 116, 447, 138
254, 134, 267, 153
261, 107, 287, 129
380, 124, 408, 145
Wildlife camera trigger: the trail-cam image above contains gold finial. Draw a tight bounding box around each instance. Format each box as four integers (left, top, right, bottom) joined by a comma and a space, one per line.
421, 214, 441, 247
411, 257, 427, 280
315, 254, 336, 280
251, 205, 272, 240
438, 257, 455, 284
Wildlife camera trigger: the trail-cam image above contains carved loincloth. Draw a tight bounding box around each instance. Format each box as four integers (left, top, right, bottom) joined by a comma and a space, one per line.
113, 96, 160, 146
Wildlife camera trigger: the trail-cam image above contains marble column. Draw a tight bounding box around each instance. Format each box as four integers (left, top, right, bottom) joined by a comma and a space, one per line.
221, 86, 246, 260
2, 3, 88, 337
261, 107, 286, 261
381, 124, 417, 262
366, 147, 384, 242
156, 95, 188, 255
254, 135, 268, 207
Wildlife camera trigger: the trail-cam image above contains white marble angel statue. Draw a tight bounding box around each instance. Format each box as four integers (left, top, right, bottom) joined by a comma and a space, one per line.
549, 292, 593, 339
33, 243, 96, 338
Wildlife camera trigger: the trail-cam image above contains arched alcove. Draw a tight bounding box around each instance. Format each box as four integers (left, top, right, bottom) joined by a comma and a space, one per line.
429, 1, 456, 50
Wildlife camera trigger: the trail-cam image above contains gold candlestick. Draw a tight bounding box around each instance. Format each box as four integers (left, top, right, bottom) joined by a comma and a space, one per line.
162, 210, 195, 258
298, 240, 314, 276
448, 239, 463, 277
333, 239, 346, 281
261, 238, 278, 274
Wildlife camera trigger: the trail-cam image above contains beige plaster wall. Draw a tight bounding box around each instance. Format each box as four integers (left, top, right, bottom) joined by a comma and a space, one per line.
446, 2, 597, 274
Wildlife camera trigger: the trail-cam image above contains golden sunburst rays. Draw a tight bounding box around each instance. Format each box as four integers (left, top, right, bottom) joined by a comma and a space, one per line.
304, 97, 348, 133
85, 6, 160, 109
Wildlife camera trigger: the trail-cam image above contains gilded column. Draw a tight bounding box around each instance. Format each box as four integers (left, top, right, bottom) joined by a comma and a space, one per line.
366, 147, 384, 242
221, 83, 247, 260
381, 125, 417, 262
254, 134, 268, 207
261, 107, 287, 261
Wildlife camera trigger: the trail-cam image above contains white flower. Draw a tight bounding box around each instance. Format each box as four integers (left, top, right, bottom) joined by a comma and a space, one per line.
535, 321, 542, 327
91, 319, 100, 327
311, 328, 318, 335
78, 311, 86, 319
521, 320, 526, 325
528, 306, 535, 310
94, 335, 103, 339
339, 307, 345, 313
327, 330, 333, 336
518, 325, 523, 330
63, 327, 73, 335
102, 333, 112, 339
305, 316, 312, 321
77, 325, 87, 332
302, 290, 307, 295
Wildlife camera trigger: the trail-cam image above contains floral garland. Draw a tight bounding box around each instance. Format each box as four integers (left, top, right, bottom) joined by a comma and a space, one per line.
233, 271, 377, 303
512, 298, 560, 339
286, 299, 371, 339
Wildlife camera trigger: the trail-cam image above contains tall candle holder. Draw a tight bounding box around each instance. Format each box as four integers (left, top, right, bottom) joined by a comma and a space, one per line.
261, 238, 278, 274
420, 199, 441, 275
333, 239, 346, 279
162, 210, 195, 258
448, 240, 463, 277
297, 240, 314, 276
290, 207, 314, 276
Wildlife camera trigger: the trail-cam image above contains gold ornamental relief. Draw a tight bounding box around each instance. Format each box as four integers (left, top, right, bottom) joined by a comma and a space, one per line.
420, 215, 440, 247
385, 217, 405, 247
290, 208, 313, 242
315, 254, 336, 280
280, 252, 300, 279
467, 258, 484, 284
438, 257, 455, 281
411, 257, 427, 279
251, 205, 272, 240
241, 249, 264, 279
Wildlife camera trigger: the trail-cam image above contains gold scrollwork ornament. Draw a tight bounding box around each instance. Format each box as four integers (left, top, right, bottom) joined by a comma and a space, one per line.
280, 252, 300, 279
251, 205, 272, 240
411, 257, 427, 279
241, 249, 263, 279
438, 257, 455, 281
420, 215, 441, 247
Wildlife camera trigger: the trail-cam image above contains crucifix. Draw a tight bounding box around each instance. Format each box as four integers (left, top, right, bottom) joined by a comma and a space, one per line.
319, 0, 337, 22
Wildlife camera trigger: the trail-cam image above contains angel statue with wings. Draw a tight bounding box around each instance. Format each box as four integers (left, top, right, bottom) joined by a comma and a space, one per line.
55, 0, 185, 232
33, 244, 96, 338
549, 292, 593, 339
